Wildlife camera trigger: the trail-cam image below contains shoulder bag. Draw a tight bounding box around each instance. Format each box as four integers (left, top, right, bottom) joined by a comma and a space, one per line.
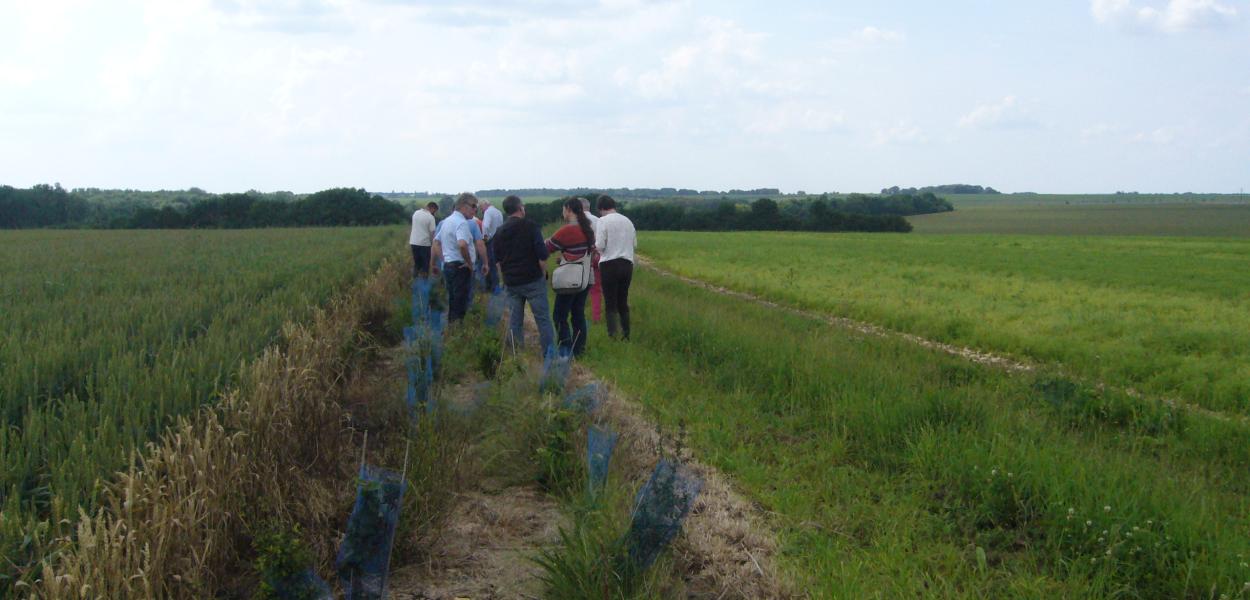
551, 253, 594, 294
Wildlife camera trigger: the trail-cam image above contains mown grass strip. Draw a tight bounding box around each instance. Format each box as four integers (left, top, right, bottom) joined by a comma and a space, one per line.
582, 268, 1250, 598
638, 231, 1250, 416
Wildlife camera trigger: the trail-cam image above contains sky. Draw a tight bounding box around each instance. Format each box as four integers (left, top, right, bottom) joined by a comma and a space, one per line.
1, 0, 1247, 194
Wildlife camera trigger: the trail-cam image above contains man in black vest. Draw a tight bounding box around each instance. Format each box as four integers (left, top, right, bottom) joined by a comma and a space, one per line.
491, 195, 555, 355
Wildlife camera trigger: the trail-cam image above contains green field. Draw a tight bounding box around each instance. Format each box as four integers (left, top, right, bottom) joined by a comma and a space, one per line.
911, 202, 1250, 236
935, 193, 1249, 208
638, 231, 1250, 416
0, 227, 403, 580
584, 267, 1250, 597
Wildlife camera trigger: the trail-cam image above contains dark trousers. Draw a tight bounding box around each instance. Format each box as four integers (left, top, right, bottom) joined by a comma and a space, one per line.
552, 288, 589, 357
600, 258, 633, 339
411, 244, 431, 277
444, 264, 472, 322
484, 241, 500, 292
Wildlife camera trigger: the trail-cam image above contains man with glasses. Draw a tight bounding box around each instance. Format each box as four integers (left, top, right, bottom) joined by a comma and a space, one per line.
430, 192, 488, 322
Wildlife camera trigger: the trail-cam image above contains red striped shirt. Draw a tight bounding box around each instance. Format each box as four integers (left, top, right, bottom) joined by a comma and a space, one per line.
546, 224, 592, 261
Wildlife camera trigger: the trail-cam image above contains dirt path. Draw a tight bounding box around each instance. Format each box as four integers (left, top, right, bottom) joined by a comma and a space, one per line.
636, 255, 1250, 427
382, 300, 798, 599
387, 484, 564, 600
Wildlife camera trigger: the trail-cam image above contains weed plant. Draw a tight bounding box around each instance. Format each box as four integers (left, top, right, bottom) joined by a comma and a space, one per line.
533, 485, 673, 600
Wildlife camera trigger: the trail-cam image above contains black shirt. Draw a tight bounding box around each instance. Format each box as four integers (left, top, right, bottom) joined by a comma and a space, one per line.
492, 216, 549, 286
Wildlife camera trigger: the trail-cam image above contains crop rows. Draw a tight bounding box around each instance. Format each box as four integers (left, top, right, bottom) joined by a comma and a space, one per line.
0, 227, 402, 582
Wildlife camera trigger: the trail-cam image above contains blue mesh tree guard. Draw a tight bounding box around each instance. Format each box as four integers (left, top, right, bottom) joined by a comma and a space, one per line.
411, 277, 432, 324
428, 309, 446, 374
563, 382, 604, 413
335, 464, 407, 600
402, 326, 433, 418
624, 459, 702, 570
406, 353, 432, 418
587, 425, 618, 495
539, 346, 572, 396
268, 567, 333, 600
485, 288, 507, 327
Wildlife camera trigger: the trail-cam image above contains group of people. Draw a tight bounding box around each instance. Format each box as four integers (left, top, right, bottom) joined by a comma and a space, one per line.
408, 192, 637, 358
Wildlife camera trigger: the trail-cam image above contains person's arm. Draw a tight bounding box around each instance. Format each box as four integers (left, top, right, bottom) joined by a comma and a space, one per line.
533, 224, 550, 274
546, 225, 566, 254
455, 222, 474, 267
430, 239, 442, 276
475, 239, 488, 275
595, 218, 607, 253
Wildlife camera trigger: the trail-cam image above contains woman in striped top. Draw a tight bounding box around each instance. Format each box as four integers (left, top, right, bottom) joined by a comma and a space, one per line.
546, 198, 596, 357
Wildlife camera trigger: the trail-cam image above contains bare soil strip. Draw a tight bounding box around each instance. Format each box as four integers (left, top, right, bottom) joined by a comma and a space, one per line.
636, 255, 1248, 427
387, 485, 565, 600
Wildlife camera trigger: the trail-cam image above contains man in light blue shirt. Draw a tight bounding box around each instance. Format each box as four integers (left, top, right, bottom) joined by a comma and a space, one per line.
431, 193, 487, 322
480, 200, 505, 292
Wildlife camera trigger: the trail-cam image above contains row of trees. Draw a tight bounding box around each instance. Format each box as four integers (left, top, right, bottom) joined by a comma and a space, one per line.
619, 197, 914, 233
0, 185, 406, 229
126, 188, 406, 228
882, 184, 999, 195
2, 185, 948, 233
0, 184, 90, 228
523, 193, 951, 233
473, 187, 781, 199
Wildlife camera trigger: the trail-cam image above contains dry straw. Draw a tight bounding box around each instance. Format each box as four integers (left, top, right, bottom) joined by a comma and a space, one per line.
29, 259, 406, 599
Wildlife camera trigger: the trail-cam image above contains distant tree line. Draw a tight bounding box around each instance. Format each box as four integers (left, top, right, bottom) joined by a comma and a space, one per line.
523, 192, 954, 233
474, 187, 782, 199
0, 185, 405, 229
3, 185, 949, 233
882, 184, 999, 195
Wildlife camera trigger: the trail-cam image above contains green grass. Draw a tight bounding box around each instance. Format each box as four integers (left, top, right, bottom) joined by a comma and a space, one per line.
637, 231, 1250, 416
911, 203, 1250, 236
934, 193, 1250, 208
0, 227, 404, 575
581, 268, 1250, 598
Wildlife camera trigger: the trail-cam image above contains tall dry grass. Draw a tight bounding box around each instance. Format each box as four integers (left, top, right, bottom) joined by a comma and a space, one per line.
27, 259, 407, 599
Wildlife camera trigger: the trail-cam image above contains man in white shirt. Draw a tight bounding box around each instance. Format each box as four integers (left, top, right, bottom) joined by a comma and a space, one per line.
592, 195, 637, 340
409, 201, 438, 277
480, 200, 505, 292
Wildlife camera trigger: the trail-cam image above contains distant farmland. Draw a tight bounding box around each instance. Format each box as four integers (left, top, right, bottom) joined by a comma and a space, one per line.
904, 193, 1250, 236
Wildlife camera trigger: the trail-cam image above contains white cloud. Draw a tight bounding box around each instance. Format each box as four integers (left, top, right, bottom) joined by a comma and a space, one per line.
1130, 127, 1178, 144
1080, 122, 1115, 141
1091, 0, 1238, 32
853, 26, 906, 44
872, 121, 927, 146
746, 104, 846, 135
629, 16, 767, 100
958, 96, 1037, 130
